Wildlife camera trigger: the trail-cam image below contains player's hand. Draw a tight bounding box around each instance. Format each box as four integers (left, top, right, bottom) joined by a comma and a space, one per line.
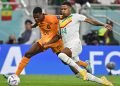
42, 42, 47, 47
42, 42, 50, 48
104, 24, 112, 31
32, 23, 38, 28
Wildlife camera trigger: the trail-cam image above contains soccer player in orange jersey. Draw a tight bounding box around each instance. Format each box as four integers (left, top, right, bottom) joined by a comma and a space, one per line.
15, 7, 64, 76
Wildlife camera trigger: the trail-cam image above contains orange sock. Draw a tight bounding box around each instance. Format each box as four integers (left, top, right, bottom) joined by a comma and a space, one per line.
15, 57, 30, 76
79, 60, 88, 68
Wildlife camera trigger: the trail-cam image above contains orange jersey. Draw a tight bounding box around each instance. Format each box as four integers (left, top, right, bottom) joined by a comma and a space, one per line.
37, 15, 59, 43
37, 15, 64, 53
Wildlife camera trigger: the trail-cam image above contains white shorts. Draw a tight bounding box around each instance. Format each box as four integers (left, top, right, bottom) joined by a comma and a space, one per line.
64, 40, 82, 62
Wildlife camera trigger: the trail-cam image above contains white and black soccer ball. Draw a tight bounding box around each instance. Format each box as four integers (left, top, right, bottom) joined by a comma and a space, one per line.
7, 75, 20, 86
106, 62, 116, 70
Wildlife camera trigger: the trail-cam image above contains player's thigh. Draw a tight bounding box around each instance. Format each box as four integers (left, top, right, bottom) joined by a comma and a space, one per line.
25, 42, 44, 57
67, 41, 82, 57
60, 47, 72, 57
72, 56, 80, 63
51, 42, 64, 54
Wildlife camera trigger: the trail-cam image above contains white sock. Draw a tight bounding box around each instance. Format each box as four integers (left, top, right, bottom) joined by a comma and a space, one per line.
87, 73, 104, 84
58, 53, 82, 72
75, 73, 103, 84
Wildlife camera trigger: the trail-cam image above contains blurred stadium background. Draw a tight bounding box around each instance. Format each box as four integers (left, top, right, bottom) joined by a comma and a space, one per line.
0, 0, 120, 86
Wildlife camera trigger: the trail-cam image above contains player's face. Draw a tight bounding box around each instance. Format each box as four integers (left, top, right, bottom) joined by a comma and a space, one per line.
33, 13, 43, 23
60, 5, 71, 17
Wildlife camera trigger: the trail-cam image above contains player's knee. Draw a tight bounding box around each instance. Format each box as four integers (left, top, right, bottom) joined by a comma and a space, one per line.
58, 53, 70, 63
24, 52, 33, 59
58, 53, 65, 59
61, 48, 72, 57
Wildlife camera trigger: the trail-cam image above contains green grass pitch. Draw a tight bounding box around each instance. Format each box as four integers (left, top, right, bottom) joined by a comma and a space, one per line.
0, 75, 120, 86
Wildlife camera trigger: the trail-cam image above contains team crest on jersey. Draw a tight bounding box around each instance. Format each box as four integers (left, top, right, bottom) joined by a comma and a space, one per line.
60, 15, 72, 28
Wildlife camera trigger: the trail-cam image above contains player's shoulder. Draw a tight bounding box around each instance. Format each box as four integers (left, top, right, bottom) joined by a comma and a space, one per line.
45, 14, 57, 18
71, 13, 87, 21
71, 13, 85, 17
71, 13, 79, 16
44, 14, 58, 22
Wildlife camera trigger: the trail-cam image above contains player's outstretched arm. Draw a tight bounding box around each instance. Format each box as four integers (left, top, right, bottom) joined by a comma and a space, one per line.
43, 34, 61, 47
84, 18, 112, 31
48, 34, 61, 44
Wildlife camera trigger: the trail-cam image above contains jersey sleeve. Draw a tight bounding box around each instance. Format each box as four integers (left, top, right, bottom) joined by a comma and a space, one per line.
75, 14, 87, 22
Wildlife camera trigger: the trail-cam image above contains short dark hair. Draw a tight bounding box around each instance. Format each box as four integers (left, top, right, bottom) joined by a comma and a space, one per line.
61, 1, 72, 7
25, 19, 32, 24
33, 7, 42, 14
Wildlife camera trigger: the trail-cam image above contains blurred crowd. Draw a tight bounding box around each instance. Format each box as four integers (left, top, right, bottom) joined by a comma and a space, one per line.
0, 19, 40, 44
48, 0, 120, 14
83, 20, 119, 45
1, 0, 120, 11
48, 0, 120, 5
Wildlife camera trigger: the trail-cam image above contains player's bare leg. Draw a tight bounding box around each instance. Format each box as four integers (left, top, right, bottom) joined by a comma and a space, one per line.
15, 42, 44, 76
78, 60, 88, 68
58, 47, 87, 80
76, 60, 92, 73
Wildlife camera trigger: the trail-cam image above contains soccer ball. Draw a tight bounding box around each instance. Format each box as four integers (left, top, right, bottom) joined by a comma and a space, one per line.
7, 75, 20, 86
106, 62, 116, 70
